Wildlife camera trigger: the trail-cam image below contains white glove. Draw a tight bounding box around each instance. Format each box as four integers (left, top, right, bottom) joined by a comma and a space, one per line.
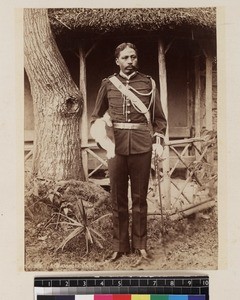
102, 112, 113, 127
104, 139, 115, 159
152, 143, 164, 158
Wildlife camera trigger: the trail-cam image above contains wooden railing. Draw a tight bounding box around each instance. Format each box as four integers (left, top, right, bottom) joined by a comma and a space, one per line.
25, 133, 217, 218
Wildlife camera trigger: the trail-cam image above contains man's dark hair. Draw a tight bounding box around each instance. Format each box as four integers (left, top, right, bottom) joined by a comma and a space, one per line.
114, 42, 138, 58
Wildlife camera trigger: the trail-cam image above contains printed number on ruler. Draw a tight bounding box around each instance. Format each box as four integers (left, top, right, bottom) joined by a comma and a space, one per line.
202, 280, 209, 286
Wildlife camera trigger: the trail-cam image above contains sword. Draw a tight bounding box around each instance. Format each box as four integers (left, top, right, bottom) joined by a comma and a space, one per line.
154, 150, 166, 256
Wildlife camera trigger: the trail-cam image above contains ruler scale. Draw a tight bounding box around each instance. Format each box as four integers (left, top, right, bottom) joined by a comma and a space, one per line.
34, 276, 209, 300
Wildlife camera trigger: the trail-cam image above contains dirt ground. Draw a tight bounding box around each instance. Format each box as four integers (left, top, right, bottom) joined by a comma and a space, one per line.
25, 179, 218, 271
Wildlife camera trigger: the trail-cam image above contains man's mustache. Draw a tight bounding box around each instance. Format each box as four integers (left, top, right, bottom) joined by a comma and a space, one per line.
126, 65, 138, 70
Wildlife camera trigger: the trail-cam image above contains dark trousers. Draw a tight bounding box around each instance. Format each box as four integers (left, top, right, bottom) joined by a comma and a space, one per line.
108, 151, 152, 252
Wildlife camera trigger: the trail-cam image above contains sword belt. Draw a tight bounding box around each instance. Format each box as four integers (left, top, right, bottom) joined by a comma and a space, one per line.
113, 122, 149, 131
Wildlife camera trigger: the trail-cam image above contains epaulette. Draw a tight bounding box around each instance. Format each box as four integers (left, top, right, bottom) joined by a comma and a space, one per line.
108, 73, 117, 79
138, 72, 152, 79
102, 74, 117, 82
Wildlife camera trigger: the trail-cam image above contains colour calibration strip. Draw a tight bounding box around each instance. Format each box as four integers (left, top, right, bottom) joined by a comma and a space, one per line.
34, 276, 209, 300
37, 295, 206, 300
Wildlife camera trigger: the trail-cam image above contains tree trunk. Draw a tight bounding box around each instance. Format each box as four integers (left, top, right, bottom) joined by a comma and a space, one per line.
24, 9, 84, 181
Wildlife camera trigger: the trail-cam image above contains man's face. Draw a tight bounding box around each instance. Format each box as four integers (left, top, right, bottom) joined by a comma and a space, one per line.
116, 46, 138, 75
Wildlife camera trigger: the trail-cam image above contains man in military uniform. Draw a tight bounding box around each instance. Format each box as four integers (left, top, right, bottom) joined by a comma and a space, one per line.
91, 42, 167, 262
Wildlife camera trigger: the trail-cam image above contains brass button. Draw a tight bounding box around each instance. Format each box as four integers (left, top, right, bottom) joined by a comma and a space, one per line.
127, 111, 130, 114
128, 119, 131, 122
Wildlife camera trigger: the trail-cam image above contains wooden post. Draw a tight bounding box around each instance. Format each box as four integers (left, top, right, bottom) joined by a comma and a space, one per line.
79, 45, 88, 181
187, 68, 193, 132
197, 39, 214, 132
205, 53, 215, 164
194, 55, 201, 159
205, 55, 213, 131
158, 38, 171, 209
194, 56, 201, 137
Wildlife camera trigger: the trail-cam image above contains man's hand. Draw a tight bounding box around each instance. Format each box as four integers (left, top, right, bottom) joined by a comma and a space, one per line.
152, 143, 164, 158
102, 112, 113, 127
152, 133, 164, 158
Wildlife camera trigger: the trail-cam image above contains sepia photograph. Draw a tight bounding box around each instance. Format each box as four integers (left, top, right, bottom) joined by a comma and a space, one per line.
24, 7, 218, 271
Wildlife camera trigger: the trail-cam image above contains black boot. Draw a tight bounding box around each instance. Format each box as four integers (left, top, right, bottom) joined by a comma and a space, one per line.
105, 251, 124, 263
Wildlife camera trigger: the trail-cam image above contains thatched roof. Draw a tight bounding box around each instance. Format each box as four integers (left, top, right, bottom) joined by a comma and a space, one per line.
49, 7, 216, 37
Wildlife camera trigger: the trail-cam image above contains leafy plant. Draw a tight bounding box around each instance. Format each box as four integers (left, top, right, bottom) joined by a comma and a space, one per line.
53, 198, 111, 254
25, 178, 111, 254
193, 129, 218, 198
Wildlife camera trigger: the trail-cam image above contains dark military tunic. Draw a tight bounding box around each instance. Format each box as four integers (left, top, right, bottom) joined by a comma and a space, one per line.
91, 72, 167, 154
91, 71, 167, 252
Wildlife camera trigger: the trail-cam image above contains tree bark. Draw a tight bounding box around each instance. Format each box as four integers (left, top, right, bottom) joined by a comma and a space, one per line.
24, 9, 84, 181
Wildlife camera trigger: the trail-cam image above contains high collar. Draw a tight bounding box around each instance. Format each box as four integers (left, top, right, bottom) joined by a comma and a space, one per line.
119, 71, 137, 80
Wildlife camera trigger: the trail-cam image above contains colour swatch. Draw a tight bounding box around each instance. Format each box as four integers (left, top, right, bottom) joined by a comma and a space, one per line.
38, 295, 206, 300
